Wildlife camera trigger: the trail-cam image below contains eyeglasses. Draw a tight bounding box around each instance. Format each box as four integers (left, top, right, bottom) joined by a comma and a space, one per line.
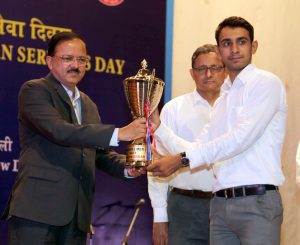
54, 55, 89, 66
193, 65, 224, 75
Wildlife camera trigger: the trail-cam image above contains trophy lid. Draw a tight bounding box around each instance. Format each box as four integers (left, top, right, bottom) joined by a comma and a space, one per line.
123, 59, 164, 84
123, 59, 164, 118
132, 59, 154, 80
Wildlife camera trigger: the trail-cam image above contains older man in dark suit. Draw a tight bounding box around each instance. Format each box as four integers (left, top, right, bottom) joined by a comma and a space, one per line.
2, 31, 146, 244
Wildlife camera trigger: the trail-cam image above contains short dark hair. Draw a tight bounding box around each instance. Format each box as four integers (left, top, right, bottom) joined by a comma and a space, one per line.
215, 16, 254, 45
191, 44, 216, 68
47, 31, 85, 56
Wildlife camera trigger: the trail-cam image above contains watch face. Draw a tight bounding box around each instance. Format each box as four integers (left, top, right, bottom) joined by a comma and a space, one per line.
181, 157, 190, 166
180, 152, 190, 167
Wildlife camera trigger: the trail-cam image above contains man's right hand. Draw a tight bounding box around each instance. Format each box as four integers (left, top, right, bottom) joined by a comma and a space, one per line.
118, 118, 146, 141
153, 222, 168, 245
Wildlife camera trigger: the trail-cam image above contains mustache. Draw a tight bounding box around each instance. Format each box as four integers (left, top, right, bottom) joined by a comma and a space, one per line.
67, 68, 80, 73
203, 79, 215, 83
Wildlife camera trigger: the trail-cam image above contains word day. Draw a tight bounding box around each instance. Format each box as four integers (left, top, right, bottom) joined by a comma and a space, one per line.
0, 43, 126, 75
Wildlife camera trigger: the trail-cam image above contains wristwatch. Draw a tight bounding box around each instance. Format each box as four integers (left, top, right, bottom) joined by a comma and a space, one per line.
179, 152, 190, 167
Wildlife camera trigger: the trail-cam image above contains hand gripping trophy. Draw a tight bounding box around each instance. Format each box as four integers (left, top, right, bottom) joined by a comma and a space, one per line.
123, 59, 164, 168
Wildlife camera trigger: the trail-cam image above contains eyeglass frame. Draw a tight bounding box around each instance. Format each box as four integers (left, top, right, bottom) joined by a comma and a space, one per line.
53, 55, 89, 66
193, 65, 224, 75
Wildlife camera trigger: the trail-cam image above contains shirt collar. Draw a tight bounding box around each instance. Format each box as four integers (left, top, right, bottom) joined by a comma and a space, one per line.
236, 63, 256, 84
192, 89, 212, 107
221, 64, 256, 93
61, 84, 80, 102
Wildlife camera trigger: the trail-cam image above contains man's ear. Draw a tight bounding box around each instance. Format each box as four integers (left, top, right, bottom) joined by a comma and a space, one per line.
46, 56, 53, 70
252, 40, 258, 54
189, 68, 196, 80
214, 45, 222, 59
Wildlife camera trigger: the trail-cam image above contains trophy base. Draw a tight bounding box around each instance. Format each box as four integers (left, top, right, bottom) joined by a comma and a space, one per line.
125, 143, 151, 168
125, 160, 151, 168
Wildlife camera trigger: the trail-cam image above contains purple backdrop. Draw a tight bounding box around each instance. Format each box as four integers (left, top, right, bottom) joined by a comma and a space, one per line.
0, 0, 166, 244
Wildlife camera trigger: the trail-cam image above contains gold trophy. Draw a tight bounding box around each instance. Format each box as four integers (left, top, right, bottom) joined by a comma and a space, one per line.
123, 59, 164, 167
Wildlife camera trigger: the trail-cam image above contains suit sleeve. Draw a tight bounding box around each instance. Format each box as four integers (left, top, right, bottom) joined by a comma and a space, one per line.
19, 79, 115, 148
95, 149, 126, 179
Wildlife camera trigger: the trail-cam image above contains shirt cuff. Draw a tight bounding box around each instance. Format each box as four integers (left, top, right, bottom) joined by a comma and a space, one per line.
124, 169, 134, 179
109, 128, 119, 146
153, 207, 168, 222
186, 144, 209, 169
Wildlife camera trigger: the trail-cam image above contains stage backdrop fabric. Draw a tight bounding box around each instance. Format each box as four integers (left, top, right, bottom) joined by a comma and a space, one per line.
0, 1, 166, 244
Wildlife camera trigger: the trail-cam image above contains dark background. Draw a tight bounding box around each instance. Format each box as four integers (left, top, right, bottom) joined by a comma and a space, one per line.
0, 0, 166, 243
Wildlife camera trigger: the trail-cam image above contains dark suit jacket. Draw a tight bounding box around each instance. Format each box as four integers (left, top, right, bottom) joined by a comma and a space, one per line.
3, 73, 126, 232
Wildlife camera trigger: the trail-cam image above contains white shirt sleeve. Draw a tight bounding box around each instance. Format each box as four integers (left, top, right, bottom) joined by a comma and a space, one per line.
109, 128, 119, 146
147, 102, 178, 222
147, 173, 169, 222
155, 75, 286, 169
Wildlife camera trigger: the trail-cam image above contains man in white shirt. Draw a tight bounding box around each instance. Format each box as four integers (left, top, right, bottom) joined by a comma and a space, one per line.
148, 44, 225, 245
148, 16, 287, 245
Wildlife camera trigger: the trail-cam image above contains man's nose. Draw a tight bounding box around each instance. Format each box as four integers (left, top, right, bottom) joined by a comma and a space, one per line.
231, 43, 239, 53
71, 57, 80, 67
206, 67, 213, 77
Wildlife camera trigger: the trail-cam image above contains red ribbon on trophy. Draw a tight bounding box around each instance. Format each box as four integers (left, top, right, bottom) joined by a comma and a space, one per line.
144, 99, 157, 161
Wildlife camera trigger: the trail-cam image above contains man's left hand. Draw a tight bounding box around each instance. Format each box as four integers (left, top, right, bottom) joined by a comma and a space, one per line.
127, 167, 146, 177
147, 153, 182, 177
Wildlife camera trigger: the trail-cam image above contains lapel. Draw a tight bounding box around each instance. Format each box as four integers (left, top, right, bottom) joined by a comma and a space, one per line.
45, 73, 79, 124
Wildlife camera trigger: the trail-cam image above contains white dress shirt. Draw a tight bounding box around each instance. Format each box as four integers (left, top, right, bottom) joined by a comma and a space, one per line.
155, 64, 287, 192
148, 90, 214, 222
